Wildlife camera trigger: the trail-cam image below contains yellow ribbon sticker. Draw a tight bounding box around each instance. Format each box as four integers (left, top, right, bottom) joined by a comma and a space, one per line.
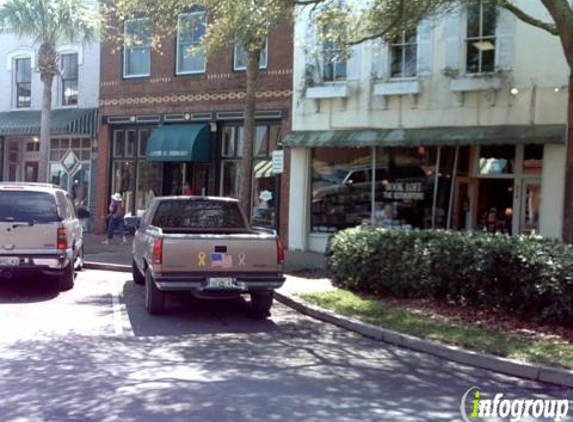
198, 252, 207, 267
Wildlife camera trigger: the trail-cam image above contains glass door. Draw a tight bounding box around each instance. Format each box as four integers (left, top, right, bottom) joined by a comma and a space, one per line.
519, 178, 542, 235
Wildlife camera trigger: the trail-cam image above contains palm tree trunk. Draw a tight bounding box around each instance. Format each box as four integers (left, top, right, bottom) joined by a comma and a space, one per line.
38, 73, 53, 183
239, 49, 260, 221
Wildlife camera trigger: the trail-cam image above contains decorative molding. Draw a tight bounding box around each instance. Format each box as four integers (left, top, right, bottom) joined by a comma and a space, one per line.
374, 80, 421, 108
100, 90, 292, 107
306, 84, 349, 99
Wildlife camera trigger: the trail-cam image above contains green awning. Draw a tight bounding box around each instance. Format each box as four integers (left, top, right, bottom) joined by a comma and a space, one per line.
146, 124, 211, 162
284, 125, 566, 148
0, 108, 99, 137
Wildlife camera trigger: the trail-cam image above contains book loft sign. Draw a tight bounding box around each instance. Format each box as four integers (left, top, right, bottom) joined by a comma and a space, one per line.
383, 182, 425, 201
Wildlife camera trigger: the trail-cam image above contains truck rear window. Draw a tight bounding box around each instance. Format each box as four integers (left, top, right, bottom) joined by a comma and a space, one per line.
0, 191, 60, 223
152, 200, 246, 230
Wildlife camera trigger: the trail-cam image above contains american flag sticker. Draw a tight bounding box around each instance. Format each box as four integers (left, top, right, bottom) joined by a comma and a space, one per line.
211, 253, 233, 268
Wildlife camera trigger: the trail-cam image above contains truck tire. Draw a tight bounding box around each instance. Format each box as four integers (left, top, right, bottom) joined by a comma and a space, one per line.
57, 263, 75, 291
145, 270, 165, 315
132, 259, 145, 285
250, 292, 273, 319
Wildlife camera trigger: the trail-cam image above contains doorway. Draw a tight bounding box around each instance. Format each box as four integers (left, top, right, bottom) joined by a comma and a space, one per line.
161, 162, 209, 196
24, 162, 38, 182
476, 179, 514, 234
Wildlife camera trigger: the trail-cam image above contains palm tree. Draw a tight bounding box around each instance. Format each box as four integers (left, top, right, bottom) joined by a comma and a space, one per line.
0, 0, 96, 182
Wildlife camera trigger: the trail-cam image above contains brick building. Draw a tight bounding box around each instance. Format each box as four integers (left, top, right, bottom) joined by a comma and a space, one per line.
96, 13, 292, 243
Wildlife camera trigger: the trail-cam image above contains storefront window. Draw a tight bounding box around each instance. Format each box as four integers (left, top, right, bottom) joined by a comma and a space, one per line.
49, 137, 92, 208
478, 145, 515, 175
523, 144, 543, 175
221, 161, 241, 198
311, 148, 373, 232
112, 161, 135, 215
252, 159, 275, 228
136, 161, 162, 211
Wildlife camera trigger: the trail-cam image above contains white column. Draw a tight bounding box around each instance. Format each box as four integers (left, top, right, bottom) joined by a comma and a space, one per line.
540, 144, 566, 239
288, 147, 311, 250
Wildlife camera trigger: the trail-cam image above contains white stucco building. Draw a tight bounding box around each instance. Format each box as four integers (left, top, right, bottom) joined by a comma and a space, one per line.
0, 30, 100, 224
286, 1, 569, 252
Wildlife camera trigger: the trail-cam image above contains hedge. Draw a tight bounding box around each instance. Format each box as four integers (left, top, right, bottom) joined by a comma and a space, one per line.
326, 227, 573, 324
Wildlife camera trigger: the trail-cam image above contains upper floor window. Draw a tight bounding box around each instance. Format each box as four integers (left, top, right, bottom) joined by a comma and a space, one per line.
61, 53, 78, 106
466, 0, 497, 74
177, 12, 206, 75
322, 39, 346, 82
123, 18, 150, 78
14, 57, 31, 108
390, 31, 417, 78
234, 39, 268, 71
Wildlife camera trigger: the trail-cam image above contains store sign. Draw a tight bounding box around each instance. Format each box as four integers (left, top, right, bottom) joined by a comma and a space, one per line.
383, 182, 425, 200
272, 150, 284, 174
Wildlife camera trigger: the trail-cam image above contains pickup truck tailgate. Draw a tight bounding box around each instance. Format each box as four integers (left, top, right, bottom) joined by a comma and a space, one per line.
160, 233, 279, 274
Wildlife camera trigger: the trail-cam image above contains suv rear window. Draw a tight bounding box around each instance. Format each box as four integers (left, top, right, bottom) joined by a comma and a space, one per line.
0, 191, 60, 223
152, 200, 246, 230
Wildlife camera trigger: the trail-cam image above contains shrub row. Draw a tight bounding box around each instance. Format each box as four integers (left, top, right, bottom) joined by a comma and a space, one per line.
326, 227, 573, 324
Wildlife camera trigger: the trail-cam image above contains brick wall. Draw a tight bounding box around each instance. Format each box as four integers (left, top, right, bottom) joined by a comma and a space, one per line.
100, 19, 293, 116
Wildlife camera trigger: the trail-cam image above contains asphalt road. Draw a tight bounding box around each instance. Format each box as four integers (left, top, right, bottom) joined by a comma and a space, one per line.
0, 269, 570, 422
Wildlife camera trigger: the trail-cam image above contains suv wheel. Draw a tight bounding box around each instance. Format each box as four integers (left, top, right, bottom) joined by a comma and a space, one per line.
75, 246, 85, 271
145, 270, 165, 315
57, 263, 75, 291
132, 259, 145, 285
250, 292, 273, 320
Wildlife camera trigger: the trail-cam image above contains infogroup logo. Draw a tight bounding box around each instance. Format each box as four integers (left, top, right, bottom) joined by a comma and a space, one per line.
460, 387, 570, 422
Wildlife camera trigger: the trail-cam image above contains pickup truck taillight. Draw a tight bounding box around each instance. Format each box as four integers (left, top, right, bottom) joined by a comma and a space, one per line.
276, 238, 285, 265
153, 237, 164, 265
57, 228, 68, 250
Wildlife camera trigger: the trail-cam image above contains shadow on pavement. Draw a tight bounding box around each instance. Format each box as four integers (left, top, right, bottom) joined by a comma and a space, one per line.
0, 274, 60, 303
122, 279, 279, 337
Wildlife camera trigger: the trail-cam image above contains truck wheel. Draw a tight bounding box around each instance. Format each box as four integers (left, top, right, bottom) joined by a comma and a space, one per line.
145, 270, 165, 315
250, 292, 273, 319
57, 263, 75, 291
132, 259, 145, 285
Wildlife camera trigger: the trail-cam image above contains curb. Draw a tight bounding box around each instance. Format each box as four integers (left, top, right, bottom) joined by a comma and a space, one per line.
274, 291, 573, 389
84, 261, 131, 273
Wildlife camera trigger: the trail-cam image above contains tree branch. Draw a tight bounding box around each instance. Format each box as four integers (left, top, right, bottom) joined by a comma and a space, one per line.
497, 0, 558, 35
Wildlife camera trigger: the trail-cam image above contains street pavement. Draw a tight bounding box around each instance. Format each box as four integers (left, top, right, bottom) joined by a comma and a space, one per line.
0, 269, 570, 422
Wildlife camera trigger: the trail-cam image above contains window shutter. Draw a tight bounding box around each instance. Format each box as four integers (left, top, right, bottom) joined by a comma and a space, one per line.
417, 19, 434, 76
304, 21, 323, 83
496, 8, 516, 71
346, 45, 361, 80
444, 7, 462, 72
371, 40, 389, 80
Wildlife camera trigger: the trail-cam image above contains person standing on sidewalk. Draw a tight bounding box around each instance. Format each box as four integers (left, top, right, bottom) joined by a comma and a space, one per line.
102, 193, 127, 244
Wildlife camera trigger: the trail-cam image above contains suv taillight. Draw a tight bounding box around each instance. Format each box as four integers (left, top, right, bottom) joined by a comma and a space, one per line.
276, 238, 285, 265
57, 228, 68, 250
153, 237, 164, 265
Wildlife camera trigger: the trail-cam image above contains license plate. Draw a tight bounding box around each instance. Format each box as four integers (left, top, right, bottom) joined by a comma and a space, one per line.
208, 278, 235, 289
0, 257, 19, 267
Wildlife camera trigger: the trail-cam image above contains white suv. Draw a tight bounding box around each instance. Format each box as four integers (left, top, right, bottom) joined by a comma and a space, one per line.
0, 183, 89, 290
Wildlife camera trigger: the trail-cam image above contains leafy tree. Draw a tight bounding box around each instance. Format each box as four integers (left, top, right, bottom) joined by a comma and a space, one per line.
303, 0, 573, 240
104, 0, 293, 218
0, 0, 97, 183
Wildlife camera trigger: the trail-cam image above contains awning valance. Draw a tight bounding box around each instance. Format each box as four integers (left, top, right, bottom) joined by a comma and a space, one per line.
0, 108, 99, 138
284, 125, 566, 148
146, 124, 211, 162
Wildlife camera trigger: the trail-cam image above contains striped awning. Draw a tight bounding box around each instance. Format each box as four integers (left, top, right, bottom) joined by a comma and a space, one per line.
254, 160, 273, 179
0, 108, 99, 138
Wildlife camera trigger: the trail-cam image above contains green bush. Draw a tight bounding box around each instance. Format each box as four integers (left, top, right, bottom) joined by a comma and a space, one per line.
326, 227, 573, 324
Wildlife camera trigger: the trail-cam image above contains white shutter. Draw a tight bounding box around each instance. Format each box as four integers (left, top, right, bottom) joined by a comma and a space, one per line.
304, 20, 323, 82
417, 18, 434, 76
496, 8, 516, 71
346, 45, 361, 80
444, 7, 462, 72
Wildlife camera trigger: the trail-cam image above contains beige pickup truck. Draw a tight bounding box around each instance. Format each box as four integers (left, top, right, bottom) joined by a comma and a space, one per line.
132, 196, 285, 318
